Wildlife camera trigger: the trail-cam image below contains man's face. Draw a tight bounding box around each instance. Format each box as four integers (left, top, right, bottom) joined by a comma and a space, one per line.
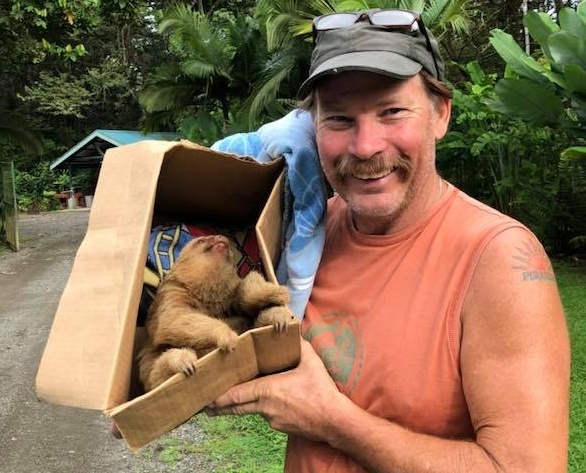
314, 72, 451, 233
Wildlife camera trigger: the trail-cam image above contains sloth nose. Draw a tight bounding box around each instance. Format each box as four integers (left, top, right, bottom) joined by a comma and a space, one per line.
212, 234, 228, 244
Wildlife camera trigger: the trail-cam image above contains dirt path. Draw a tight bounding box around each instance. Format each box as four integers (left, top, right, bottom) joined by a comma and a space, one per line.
0, 210, 212, 473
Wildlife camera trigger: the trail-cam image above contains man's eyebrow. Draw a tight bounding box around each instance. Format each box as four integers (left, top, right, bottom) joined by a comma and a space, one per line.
319, 96, 406, 113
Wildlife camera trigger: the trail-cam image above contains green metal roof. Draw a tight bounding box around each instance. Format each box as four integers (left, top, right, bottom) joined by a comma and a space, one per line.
50, 129, 181, 171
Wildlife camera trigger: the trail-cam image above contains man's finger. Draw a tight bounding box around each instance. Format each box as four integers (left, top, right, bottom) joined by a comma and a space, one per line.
109, 421, 122, 439
210, 378, 262, 409
205, 401, 259, 417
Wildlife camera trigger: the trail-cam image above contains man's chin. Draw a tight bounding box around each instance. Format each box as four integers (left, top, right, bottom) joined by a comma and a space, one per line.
346, 196, 403, 220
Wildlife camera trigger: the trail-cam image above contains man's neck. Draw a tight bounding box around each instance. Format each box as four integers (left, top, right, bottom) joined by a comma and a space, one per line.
351, 176, 446, 236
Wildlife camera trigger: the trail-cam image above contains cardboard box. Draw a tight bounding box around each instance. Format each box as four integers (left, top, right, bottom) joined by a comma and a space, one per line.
36, 140, 301, 451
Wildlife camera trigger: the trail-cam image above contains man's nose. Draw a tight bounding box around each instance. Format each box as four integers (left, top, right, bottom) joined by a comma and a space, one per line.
346, 119, 387, 160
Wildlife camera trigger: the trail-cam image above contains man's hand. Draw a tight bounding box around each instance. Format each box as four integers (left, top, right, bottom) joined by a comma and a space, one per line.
207, 338, 342, 441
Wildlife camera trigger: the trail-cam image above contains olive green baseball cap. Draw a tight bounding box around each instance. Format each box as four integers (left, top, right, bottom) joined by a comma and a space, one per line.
297, 21, 444, 99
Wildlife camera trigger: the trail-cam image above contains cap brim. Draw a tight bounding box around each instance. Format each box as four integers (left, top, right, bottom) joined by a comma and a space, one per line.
297, 51, 423, 99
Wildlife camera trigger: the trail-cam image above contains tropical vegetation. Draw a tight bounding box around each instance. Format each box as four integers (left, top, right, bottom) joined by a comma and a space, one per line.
1, 0, 585, 253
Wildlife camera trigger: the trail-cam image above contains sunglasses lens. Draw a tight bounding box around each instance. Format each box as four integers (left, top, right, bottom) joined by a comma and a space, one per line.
370, 10, 418, 30
311, 9, 440, 79
314, 13, 359, 31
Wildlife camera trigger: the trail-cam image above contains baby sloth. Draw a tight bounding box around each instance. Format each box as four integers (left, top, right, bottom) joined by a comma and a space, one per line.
137, 234, 295, 392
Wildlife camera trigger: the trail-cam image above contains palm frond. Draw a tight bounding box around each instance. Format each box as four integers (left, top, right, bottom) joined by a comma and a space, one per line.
182, 60, 221, 79
139, 64, 204, 113
160, 5, 234, 74
140, 110, 178, 133
244, 52, 299, 125
334, 0, 375, 11
425, 0, 471, 35
257, 0, 338, 49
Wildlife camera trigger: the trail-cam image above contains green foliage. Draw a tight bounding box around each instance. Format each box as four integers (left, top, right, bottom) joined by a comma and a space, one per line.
486, 2, 586, 252
195, 413, 287, 472
14, 161, 67, 212
489, 2, 586, 160
0, 0, 166, 232
5, 0, 98, 62
140, 5, 271, 139
0, 116, 43, 156
492, 77, 565, 124
554, 261, 586, 472
555, 156, 586, 252
20, 73, 94, 119
139, 0, 476, 136
19, 54, 140, 125
438, 61, 576, 251
249, 0, 473, 127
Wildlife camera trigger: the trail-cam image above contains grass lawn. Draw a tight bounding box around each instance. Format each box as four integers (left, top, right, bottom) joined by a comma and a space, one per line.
556, 261, 586, 472
156, 261, 586, 472
194, 413, 286, 472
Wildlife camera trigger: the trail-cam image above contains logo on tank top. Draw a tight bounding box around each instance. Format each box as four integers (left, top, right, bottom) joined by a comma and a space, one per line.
304, 314, 363, 396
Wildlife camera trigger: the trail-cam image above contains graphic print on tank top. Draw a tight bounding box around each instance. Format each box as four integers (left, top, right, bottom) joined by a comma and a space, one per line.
303, 313, 363, 396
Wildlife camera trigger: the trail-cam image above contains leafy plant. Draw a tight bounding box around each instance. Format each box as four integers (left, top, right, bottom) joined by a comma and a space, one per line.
14, 161, 66, 213
487, 2, 586, 252
139, 5, 269, 142
0, 115, 43, 155
488, 2, 586, 161
249, 0, 473, 126
438, 61, 573, 250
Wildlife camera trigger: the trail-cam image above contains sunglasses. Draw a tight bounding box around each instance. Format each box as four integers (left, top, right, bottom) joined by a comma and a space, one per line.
312, 9, 441, 80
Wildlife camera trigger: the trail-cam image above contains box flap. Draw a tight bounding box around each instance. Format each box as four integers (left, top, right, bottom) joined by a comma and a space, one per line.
36, 140, 171, 410
256, 170, 285, 284
107, 323, 300, 451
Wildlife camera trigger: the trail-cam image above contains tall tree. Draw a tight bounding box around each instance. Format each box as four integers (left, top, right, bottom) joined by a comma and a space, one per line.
14, 0, 164, 150
246, 0, 473, 125
137, 0, 475, 136
0, 1, 165, 216
139, 4, 269, 142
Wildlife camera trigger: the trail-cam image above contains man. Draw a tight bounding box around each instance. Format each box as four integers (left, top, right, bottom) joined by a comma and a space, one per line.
210, 9, 570, 472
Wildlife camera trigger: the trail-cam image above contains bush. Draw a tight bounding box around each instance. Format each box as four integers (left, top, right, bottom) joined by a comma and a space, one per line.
438, 61, 577, 253
15, 161, 66, 213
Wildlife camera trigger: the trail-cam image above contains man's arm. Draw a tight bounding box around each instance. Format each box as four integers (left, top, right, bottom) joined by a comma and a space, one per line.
458, 227, 570, 471
209, 227, 570, 472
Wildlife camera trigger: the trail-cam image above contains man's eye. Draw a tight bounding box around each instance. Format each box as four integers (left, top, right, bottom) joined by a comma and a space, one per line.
325, 115, 352, 124
382, 108, 405, 117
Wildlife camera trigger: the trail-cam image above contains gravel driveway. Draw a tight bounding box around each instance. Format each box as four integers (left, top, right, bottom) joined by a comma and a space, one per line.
0, 210, 213, 473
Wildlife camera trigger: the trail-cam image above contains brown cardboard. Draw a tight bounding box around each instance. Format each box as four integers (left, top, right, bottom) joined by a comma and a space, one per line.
35, 139, 301, 449
108, 324, 300, 451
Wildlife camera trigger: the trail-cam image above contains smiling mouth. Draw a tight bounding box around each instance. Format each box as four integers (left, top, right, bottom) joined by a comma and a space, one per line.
352, 166, 398, 180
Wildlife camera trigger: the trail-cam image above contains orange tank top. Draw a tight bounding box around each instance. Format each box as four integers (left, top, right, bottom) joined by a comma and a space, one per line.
285, 184, 523, 472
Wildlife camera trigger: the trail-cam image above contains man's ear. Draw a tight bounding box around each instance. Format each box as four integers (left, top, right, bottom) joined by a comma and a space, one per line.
434, 97, 452, 141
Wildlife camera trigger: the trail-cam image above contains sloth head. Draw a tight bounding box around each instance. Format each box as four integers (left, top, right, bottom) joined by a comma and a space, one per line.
177, 235, 235, 268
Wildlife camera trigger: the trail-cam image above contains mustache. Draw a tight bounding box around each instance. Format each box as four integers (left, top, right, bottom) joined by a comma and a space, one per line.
335, 153, 412, 178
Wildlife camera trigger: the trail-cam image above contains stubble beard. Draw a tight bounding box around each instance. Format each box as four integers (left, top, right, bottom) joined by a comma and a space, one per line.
329, 153, 413, 219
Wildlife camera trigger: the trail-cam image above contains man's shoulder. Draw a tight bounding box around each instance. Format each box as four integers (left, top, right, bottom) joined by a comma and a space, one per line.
453, 187, 556, 303
447, 186, 526, 235
450, 187, 512, 221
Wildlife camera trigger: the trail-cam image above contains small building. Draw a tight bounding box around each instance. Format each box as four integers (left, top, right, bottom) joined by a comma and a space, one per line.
50, 129, 181, 208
